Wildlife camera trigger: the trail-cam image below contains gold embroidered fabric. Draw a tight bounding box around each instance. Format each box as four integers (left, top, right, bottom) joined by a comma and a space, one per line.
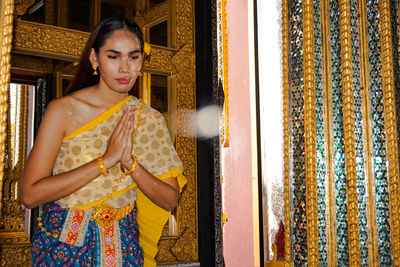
54, 96, 184, 209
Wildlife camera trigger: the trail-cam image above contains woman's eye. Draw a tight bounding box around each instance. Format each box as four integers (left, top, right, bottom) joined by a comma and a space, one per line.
131, 56, 139, 60
107, 55, 117, 59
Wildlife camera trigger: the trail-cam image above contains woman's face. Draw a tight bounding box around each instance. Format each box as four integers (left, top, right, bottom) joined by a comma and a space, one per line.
91, 29, 143, 94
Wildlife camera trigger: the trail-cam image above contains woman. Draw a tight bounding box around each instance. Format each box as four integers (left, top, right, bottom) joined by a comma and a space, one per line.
20, 17, 186, 267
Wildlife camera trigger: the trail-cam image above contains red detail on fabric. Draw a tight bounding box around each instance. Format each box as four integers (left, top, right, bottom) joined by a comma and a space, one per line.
71, 222, 79, 232
64, 210, 85, 244
106, 256, 115, 266
103, 225, 116, 267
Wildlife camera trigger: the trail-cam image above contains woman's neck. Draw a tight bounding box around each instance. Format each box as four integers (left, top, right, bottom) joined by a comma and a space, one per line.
93, 83, 130, 108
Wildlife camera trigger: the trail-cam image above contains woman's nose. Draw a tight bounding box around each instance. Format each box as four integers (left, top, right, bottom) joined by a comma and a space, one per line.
119, 58, 129, 72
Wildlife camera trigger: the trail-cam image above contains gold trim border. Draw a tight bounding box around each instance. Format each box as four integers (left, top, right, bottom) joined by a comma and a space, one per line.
222, 0, 230, 147
281, 0, 291, 265
338, 1, 361, 265
0, 0, 14, 217
302, 1, 319, 266
321, 1, 337, 265
378, 1, 400, 265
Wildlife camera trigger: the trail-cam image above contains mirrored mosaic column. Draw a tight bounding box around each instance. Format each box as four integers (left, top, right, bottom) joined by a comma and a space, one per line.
303, 0, 319, 265
365, 0, 394, 265
287, 0, 307, 264
338, 1, 362, 265
378, 0, 400, 265
328, 1, 350, 265
313, 0, 329, 265
281, 0, 292, 265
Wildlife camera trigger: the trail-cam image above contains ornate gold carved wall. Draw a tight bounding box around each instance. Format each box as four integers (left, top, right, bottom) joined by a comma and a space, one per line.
135, 0, 198, 263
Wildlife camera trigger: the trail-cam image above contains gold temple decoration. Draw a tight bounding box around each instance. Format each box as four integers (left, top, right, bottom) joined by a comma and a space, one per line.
358, 0, 378, 264
281, 0, 291, 265
302, 1, 319, 266
13, 0, 34, 16
137, 0, 198, 263
142, 1, 168, 25
0, 83, 31, 266
13, 20, 89, 61
0, 1, 32, 265
283, 0, 400, 265
378, 1, 400, 265
338, 1, 361, 265
217, 0, 229, 147
0, 0, 14, 218
320, 1, 337, 265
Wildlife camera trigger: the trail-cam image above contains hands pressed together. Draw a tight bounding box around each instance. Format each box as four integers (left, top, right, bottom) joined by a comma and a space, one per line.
102, 105, 136, 170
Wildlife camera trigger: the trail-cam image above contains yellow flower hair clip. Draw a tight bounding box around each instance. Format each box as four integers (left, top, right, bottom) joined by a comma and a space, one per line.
144, 42, 151, 55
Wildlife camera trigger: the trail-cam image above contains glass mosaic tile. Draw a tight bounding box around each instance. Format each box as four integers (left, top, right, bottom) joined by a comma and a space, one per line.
350, 1, 369, 265
366, 0, 393, 265
329, 1, 349, 265
289, 0, 307, 265
313, 1, 328, 266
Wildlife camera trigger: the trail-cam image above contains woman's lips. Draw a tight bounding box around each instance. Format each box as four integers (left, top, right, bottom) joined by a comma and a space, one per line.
116, 77, 131, 84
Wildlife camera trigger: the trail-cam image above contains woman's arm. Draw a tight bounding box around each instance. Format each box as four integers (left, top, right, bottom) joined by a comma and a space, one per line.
119, 116, 180, 211
131, 165, 179, 211
20, 100, 135, 208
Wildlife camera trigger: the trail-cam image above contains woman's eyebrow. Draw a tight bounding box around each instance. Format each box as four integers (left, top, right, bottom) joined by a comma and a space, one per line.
105, 49, 141, 54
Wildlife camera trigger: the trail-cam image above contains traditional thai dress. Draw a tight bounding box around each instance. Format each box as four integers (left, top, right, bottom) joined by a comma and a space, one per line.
31, 96, 187, 267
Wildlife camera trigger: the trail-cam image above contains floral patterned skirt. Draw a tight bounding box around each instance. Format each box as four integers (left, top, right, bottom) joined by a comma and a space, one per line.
31, 202, 143, 266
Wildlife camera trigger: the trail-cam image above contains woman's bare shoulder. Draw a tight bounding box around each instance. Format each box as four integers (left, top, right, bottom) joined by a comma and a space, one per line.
67, 86, 96, 105
49, 87, 96, 116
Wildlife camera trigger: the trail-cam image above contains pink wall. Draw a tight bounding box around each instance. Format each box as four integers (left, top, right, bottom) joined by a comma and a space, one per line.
223, 0, 256, 266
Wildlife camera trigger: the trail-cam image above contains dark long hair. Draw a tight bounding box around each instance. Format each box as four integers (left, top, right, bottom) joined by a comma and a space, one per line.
66, 17, 144, 94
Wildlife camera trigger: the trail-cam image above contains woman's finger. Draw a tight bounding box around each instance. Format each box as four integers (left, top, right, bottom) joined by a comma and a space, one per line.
113, 108, 129, 137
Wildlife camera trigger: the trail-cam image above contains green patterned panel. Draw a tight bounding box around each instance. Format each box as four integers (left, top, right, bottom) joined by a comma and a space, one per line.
350, 1, 369, 265
288, 0, 307, 265
366, 0, 393, 265
329, 1, 349, 266
313, 0, 327, 266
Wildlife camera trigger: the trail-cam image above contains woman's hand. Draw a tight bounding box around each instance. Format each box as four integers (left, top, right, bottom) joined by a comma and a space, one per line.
102, 105, 134, 168
120, 107, 135, 170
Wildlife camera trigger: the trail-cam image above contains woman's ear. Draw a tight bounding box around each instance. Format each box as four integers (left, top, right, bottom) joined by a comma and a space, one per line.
89, 48, 98, 67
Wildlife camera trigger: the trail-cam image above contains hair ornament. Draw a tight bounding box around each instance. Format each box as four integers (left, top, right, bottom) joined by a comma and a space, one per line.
144, 42, 151, 55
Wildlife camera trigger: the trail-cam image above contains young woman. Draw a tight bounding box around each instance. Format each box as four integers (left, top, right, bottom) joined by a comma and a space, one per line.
20, 17, 186, 267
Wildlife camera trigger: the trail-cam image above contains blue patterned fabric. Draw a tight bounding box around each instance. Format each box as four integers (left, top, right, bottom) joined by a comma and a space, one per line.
31, 202, 143, 266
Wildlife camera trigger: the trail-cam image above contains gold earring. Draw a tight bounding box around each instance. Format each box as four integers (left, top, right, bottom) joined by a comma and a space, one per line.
138, 71, 142, 76
92, 65, 98, 75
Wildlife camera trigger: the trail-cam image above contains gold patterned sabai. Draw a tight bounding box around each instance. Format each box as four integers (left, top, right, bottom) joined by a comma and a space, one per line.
302, 1, 319, 266
378, 1, 400, 266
